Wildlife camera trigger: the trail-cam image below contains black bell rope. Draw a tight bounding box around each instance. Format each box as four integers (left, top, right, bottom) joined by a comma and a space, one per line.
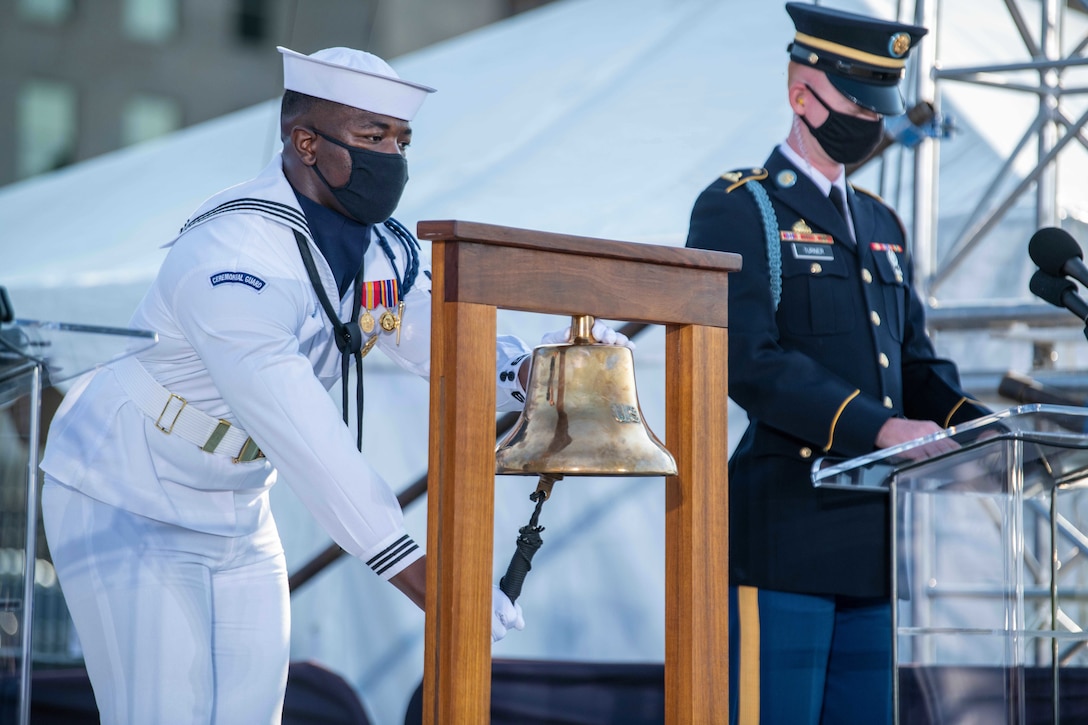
499, 473, 561, 603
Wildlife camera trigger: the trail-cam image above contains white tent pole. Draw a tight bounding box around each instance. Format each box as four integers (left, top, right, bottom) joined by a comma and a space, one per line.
1037, 0, 1062, 230
913, 0, 940, 300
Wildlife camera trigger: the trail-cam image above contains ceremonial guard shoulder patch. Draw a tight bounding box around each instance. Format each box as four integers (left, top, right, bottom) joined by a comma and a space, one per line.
209, 270, 266, 292
721, 167, 768, 193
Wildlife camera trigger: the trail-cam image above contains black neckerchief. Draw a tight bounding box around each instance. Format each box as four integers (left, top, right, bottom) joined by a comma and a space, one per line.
290, 196, 422, 452
293, 228, 366, 451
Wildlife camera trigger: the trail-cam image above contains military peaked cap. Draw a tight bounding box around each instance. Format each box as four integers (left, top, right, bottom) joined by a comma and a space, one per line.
785, 2, 927, 115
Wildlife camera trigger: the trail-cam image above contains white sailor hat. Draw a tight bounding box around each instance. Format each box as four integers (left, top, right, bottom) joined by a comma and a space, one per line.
278, 46, 436, 121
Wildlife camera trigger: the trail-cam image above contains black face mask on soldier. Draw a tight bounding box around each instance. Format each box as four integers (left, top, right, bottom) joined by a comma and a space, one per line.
309, 128, 408, 224
799, 85, 885, 165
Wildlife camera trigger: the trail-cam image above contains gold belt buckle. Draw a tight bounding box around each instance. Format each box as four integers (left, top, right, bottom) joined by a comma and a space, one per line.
155, 393, 187, 434
233, 437, 264, 464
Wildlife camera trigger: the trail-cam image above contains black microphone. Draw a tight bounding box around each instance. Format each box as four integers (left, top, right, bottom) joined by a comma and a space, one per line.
999, 370, 1085, 407
1028, 227, 1088, 287
1030, 268, 1088, 322
0, 286, 12, 323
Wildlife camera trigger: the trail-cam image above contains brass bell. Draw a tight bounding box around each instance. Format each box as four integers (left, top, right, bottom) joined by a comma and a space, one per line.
495, 314, 677, 476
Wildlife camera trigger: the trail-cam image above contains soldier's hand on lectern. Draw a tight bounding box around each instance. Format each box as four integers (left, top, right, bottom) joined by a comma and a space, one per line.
876, 417, 961, 461
491, 584, 525, 643
540, 320, 634, 349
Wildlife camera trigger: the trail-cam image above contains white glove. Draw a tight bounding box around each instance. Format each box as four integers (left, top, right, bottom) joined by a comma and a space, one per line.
540, 320, 635, 349
491, 585, 525, 643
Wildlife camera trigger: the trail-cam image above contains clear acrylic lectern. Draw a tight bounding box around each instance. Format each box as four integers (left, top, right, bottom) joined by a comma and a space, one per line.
813, 404, 1088, 724
0, 319, 155, 725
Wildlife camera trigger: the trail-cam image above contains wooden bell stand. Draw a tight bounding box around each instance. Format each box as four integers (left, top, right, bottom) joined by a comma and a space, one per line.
419, 220, 740, 724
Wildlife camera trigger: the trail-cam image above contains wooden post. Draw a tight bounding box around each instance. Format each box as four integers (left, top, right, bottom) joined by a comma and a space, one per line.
665, 323, 731, 720
420, 220, 739, 724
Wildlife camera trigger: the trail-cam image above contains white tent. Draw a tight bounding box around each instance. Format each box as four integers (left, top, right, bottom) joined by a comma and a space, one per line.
5, 0, 1088, 721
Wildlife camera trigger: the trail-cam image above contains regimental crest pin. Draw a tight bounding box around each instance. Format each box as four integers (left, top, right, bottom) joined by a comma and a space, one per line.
889, 32, 911, 58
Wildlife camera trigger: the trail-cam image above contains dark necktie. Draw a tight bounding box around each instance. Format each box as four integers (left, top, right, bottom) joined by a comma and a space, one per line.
829, 186, 848, 222
829, 185, 854, 243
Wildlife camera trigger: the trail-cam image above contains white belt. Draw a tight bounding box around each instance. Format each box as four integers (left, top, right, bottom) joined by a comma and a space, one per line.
112, 356, 264, 463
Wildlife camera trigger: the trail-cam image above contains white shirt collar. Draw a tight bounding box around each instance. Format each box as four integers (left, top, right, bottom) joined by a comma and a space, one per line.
776, 142, 849, 200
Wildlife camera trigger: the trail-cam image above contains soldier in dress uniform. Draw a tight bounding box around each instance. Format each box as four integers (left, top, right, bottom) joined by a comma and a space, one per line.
685, 4, 989, 724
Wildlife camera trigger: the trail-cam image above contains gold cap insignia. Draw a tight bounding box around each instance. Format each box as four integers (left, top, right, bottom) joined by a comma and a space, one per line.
792, 219, 812, 234
721, 171, 742, 183
889, 33, 911, 58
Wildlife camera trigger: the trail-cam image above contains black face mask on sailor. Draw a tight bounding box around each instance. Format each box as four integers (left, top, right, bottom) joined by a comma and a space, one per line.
309, 128, 408, 225
799, 84, 885, 165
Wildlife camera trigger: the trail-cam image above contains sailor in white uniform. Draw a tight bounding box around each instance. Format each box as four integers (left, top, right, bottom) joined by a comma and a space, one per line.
39, 46, 632, 725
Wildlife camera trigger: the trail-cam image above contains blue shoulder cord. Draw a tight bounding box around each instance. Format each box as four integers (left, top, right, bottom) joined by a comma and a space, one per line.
377, 218, 420, 295
745, 181, 782, 310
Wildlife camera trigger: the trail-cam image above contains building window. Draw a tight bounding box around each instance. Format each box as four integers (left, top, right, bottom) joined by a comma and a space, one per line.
16, 80, 77, 179
17, 0, 72, 24
236, 0, 269, 44
121, 94, 181, 147
122, 0, 178, 43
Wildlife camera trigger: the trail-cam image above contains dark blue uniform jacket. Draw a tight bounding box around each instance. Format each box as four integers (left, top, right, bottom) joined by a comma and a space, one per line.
685, 148, 988, 598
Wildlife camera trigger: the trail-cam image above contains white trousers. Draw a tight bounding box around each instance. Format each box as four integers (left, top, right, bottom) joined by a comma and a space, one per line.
42, 476, 291, 725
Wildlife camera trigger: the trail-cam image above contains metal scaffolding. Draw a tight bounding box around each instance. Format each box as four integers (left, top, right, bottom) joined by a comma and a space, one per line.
900, 0, 1088, 683
912, 0, 1088, 312
876, 0, 1088, 402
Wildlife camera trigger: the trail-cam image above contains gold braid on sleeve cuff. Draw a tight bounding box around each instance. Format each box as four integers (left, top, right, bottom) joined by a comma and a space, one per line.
943, 397, 976, 428
824, 389, 860, 453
